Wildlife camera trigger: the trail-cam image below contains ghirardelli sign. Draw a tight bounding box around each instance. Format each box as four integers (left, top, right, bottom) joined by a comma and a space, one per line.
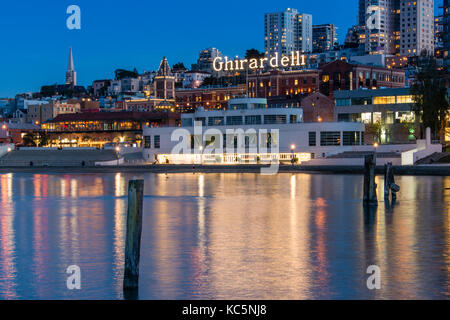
213, 51, 307, 72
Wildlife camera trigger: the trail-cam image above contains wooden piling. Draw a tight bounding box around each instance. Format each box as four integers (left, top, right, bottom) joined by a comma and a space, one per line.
384, 162, 400, 201
384, 163, 392, 200
363, 154, 378, 206
123, 180, 144, 291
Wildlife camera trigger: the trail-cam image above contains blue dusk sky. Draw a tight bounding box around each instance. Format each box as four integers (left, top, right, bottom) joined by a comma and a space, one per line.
0, 0, 442, 97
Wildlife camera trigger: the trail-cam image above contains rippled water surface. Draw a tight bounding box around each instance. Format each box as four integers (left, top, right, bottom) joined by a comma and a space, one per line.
0, 172, 449, 299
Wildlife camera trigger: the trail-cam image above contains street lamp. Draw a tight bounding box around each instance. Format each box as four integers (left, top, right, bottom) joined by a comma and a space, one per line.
290, 144, 296, 166
373, 142, 379, 152
199, 146, 203, 165
115, 147, 120, 166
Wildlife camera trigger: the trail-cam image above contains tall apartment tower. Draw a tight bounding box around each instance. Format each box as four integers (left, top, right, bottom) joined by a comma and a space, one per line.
444, 0, 449, 66
264, 8, 313, 57
65, 47, 77, 86
359, 0, 400, 55
192, 47, 223, 74
400, 0, 435, 56
313, 24, 338, 52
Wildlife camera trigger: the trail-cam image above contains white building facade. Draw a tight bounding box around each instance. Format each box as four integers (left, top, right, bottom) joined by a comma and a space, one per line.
265, 8, 313, 57
400, 0, 435, 56
142, 98, 366, 164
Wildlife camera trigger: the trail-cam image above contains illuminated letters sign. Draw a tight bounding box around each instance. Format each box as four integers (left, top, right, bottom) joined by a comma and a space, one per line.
213, 51, 306, 72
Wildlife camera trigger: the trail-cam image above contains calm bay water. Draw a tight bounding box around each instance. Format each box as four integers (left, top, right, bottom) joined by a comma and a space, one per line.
0, 172, 449, 300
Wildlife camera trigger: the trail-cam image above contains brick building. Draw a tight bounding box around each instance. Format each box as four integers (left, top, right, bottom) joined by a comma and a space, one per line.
318, 60, 406, 98
301, 92, 335, 122
0, 122, 41, 145
247, 70, 319, 99
175, 85, 246, 112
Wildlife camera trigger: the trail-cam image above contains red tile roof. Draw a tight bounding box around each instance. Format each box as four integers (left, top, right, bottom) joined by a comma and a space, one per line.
48, 111, 180, 123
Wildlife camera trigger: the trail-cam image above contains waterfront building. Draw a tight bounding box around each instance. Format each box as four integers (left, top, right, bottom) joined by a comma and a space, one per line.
265, 8, 313, 57
175, 85, 246, 112
0, 122, 41, 145
42, 111, 180, 148
400, 0, 435, 56
142, 97, 366, 164
312, 24, 338, 53
319, 60, 406, 98
27, 100, 81, 124
66, 47, 77, 86
334, 88, 418, 143
247, 70, 319, 99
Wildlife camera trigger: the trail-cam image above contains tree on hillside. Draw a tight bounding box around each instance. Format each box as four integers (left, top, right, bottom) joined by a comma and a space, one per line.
115, 69, 139, 80
22, 133, 36, 147
245, 49, 265, 60
172, 62, 187, 71
410, 51, 449, 142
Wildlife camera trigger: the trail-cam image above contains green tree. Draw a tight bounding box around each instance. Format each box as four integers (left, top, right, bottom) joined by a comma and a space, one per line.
38, 132, 49, 147
22, 133, 36, 147
410, 51, 449, 142
365, 120, 383, 144
115, 69, 139, 80
245, 49, 265, 60
172, 62, 186, 71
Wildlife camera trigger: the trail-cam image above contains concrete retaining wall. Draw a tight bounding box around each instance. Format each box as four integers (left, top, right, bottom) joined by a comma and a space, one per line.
0, 144, 14, 158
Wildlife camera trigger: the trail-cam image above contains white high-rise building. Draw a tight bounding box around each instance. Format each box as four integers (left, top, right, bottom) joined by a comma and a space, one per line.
65, 47, 77, 86
400, 0, 435, 56
264, 8, 313, 58
360, 0, 400, 55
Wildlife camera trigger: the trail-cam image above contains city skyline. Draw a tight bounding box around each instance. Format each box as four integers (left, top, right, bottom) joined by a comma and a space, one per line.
0, 0, 437, 98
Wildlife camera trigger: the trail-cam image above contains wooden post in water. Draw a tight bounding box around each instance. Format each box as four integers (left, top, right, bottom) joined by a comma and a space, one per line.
384, 162, 400, 201
384, 163, 391, 200
123, 180, 144, 292
363, 154, 378, 206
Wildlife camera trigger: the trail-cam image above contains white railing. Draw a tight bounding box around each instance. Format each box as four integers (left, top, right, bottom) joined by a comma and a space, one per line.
156, 153, 312, 165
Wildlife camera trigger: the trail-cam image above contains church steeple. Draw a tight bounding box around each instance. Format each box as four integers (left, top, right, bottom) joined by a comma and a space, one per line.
66, 47, 77, 86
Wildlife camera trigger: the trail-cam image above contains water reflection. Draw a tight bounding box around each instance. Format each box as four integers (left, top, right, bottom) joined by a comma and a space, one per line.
0, 172, 449, 299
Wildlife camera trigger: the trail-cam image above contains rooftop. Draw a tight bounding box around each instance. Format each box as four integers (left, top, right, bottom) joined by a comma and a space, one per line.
47, 111, 181, 123
334, 87, 412, 99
